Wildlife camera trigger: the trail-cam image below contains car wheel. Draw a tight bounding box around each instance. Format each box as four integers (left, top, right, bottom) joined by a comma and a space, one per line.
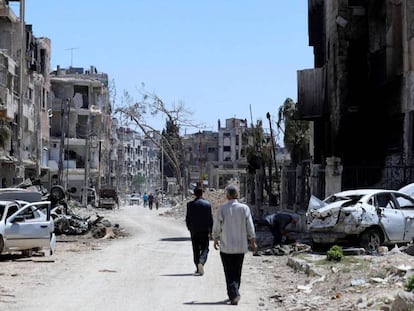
360, 228, 382, 252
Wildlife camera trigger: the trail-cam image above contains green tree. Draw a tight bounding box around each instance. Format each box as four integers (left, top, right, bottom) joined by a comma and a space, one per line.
131, 175, 146, 192
277, 98, 310, 165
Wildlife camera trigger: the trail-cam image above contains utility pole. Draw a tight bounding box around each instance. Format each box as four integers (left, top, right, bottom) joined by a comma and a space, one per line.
161, 139, 164, 203
82, 114, 91, 207
58, 99, 66, 185
16, 0, 25, 182
199, 132, 203, 189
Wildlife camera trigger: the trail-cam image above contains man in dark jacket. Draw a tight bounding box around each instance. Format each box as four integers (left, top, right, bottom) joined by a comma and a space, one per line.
265, 213, 297, 246
186, 187, 213, 276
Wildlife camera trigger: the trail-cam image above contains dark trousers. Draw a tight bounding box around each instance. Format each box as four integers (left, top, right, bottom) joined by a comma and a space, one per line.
190, 231, 210, 270
219, 252, 245, 300
268, 223, 282, 246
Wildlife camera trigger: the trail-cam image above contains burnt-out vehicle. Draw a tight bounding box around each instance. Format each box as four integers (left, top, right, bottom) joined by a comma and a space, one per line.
307, 186, 414, 252
98, 188, 118, 209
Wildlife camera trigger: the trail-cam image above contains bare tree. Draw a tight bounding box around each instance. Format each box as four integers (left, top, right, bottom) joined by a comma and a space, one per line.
115, 86, 203, 196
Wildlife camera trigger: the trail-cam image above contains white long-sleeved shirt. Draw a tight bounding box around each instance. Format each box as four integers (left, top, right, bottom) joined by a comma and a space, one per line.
212, 199, 256, 254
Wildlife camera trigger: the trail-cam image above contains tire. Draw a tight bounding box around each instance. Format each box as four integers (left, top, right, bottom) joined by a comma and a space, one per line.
360, 228, 382, 252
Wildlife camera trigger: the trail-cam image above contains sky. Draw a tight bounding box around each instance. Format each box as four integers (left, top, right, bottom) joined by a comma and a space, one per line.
17, 1, 314, 135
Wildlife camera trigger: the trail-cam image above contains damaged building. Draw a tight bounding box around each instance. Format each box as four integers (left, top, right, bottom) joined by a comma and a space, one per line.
0, 1, 52, 187
49, 66, 113, 202
297, 0, 414, 202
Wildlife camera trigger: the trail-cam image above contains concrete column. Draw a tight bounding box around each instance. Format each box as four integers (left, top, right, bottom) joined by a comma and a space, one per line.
325, 157, 342, 197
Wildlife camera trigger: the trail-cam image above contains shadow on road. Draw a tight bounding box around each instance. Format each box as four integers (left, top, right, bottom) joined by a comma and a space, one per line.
0, 253, 45, 262
183, 300, 229, 305
161, 273, 194, 277
160, 237, 191, 242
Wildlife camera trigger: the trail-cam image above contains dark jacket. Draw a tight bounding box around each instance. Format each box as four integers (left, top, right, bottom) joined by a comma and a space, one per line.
265, 213, 293, 234
186, 197, 213, 233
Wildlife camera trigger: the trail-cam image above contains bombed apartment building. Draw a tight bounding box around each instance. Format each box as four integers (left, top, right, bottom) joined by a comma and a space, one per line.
298, 0, 414, 197
49, 66, 113, 201
0, 1, 52, 187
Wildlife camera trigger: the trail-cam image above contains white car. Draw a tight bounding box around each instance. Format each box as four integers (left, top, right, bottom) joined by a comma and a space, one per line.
0, 200, 56, 256
307, 186, 414, 251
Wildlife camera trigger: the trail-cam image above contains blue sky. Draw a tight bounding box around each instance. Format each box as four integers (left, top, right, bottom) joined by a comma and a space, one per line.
20, 1, 313, 135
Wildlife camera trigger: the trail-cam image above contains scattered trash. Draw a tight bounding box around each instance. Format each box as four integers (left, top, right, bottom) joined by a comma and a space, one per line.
351, 278, 366, 286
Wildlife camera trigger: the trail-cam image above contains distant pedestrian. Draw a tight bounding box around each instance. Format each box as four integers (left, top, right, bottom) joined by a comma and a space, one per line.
148, 193, 154, 210
143, 192, 148, 207
155, 194, 159, 210
212, 184, 257, 305
186, 187, 213, 276
264, 213, 297, 247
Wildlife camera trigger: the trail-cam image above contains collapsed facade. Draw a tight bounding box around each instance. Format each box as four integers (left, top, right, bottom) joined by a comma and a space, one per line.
182, 118, 250, 192
48, 66, 113, 202
0, 1, 52, 187
297, 0, 414, 204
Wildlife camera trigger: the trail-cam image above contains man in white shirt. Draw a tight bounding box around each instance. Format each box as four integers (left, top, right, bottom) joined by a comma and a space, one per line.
212, 184, 257, 305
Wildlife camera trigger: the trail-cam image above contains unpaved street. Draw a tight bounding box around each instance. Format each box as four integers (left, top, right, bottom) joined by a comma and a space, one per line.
0, 205, 271, 311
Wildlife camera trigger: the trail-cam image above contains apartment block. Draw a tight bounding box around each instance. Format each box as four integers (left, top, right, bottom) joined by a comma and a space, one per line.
115, 125, 161, 195
0, 1, 51, 187
49, 66, 112, 201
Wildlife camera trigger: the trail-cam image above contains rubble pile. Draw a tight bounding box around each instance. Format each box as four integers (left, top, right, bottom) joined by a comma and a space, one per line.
161, 188, 230, 220
52, 200, 123, 239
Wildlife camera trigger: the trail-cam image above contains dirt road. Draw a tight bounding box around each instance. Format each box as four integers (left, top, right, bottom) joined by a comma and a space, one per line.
0, 205, 271, 311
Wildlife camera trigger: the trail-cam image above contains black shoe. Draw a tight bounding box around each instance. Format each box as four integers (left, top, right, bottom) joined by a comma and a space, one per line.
231, 296, 240, 305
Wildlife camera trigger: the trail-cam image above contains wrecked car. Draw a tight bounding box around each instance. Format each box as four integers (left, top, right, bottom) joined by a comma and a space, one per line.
0, 200, 56, 256
98, 188, 118, 209
307, 188, 414, 252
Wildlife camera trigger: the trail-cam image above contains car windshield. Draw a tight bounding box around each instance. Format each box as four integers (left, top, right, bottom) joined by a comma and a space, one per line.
0, 204, 4, 219
100, 189, 116, 198
324, 194, 363, 204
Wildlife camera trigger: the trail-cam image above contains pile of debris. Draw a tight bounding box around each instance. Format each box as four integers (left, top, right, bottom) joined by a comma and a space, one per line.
51, 200, 122, 239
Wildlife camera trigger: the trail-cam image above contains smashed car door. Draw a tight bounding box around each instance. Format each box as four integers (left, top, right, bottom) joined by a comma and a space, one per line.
393, 193, 414, 241
375, 193, 405, 241
5, 202, 52, 250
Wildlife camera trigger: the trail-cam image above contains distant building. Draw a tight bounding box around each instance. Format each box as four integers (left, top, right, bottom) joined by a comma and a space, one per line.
115, 126, 160, 195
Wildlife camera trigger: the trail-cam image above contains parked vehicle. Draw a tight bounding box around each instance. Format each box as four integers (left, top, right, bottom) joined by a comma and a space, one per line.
307, 186, 414, 251
98, 188, 118, 209
0, 200, 56, 256
128, 193, 140, 205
